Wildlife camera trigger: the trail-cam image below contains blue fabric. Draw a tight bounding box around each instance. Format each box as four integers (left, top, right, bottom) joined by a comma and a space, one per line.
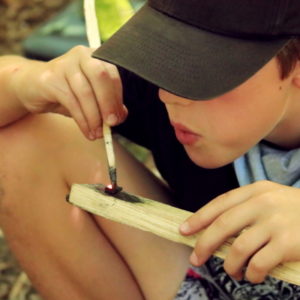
234, 143, 300, 187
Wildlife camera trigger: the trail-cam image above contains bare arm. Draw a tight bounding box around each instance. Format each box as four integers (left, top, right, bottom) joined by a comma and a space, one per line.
0, 56, 35, 127
0, 47, 127, 139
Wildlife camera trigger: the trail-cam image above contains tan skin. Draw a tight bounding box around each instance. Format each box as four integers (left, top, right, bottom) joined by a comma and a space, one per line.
159, 58, 300, 169
0, 47, 191, 300
0, 114, 191, 300
0, 45, 300, 297
0, 46, 127, 137
159, 58, 300, 283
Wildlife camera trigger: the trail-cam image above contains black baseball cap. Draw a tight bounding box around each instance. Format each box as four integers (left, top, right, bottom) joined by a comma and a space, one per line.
93, 0, 300, 100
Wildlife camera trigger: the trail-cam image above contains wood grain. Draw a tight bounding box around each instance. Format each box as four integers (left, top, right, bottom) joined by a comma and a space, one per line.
68, 183, 300, 286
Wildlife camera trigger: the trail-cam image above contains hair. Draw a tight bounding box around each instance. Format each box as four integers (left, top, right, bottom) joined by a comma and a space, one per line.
276, 37, 300, 79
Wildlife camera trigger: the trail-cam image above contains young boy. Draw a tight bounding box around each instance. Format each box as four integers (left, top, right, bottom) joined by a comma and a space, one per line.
1, 0, 300, 299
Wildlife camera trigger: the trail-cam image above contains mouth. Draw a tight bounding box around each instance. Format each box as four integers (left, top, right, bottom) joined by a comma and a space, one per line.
171, 122, 201, 145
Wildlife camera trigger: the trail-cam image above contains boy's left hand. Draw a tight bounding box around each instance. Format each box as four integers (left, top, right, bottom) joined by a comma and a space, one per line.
180, 180, 300, 283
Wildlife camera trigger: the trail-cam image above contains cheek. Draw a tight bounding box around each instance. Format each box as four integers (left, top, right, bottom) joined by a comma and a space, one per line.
208, 86, 289, 148
187, 96, 288, 168
198, 101, 258, 148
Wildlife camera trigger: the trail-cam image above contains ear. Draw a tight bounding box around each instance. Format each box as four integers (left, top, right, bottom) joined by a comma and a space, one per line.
292, 61, 300, 88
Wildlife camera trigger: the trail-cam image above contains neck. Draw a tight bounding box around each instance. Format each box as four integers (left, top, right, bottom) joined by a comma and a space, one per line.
266, 90, 300, 149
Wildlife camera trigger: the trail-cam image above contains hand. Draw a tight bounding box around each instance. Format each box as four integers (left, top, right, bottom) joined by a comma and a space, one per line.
11, 46, 127, 140
179, 180, 300, 283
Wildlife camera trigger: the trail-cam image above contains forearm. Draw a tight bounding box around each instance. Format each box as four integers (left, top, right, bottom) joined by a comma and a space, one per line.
0, 56, 32, 127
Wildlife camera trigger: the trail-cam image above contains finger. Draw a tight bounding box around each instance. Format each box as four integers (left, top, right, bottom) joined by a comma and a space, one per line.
80, 58, 125, 126
191, 200, 259, 266
65, 66, 102, 137
181, 181, 274, 235
98, 62, 127, 123
104, 63, 123, 111
245, 240, 283, 284
224, 225, 270, 280
51, 79, 91, 140
51, 104, 71, 117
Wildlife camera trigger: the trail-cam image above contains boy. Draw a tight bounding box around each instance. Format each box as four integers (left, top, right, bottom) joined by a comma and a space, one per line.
1, 0, 300, 299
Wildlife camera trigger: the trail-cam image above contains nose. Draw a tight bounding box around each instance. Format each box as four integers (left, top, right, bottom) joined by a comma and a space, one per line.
158, 89, 192, 106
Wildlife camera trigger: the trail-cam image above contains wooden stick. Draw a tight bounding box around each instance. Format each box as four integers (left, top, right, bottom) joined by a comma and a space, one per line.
84, 0, 117, 188
68, 183, 300, 286
84, 0, 101, 48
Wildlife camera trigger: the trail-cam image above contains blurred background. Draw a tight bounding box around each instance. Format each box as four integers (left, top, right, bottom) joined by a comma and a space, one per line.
0, 0, 149, 299
0, 0, 74, 56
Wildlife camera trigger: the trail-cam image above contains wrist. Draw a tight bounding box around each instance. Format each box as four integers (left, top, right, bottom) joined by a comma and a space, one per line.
8, 58, 45, 109
8, 58, 36, 105
0, 57, 34, 126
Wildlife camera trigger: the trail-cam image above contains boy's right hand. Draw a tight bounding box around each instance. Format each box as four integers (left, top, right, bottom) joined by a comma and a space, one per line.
11, 46, 127, 140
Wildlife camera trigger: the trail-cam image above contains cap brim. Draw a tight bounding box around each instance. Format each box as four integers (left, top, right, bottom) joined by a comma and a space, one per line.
93, 4, 289, 100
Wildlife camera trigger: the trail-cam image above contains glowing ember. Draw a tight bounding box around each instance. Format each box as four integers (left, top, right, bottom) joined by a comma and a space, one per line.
104, 183, 122, 195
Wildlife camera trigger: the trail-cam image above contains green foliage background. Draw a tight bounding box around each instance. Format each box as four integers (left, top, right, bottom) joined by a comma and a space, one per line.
95, 0, 145, 41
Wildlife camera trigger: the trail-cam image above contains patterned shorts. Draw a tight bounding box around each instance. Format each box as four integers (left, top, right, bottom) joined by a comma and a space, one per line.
174, 257, 300, 300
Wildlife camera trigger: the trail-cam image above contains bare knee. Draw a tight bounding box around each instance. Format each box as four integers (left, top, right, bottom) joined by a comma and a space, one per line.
0, 114, 71, 213
0, 113, 109, 206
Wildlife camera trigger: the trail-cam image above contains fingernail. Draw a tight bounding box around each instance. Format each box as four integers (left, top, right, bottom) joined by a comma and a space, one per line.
190, 252, 199, 266
106, 114, 118, 126
89, 132, 95, 140
95, 127, 102, 138
180, 222, 190, 234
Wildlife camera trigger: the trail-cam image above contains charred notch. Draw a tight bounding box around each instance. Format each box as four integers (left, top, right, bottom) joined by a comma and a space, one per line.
105, 184, 123, 195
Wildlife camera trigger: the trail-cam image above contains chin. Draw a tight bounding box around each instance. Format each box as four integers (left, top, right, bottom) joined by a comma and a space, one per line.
185, 146, 232, 169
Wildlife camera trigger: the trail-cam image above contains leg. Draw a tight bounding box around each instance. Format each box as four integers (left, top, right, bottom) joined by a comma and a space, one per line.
0, 114, 191, 300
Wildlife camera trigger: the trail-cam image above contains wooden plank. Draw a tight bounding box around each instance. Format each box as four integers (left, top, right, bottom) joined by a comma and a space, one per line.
68, 183, 300, 285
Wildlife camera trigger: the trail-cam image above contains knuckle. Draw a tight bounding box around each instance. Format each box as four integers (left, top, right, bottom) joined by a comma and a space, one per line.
213, 190, 234, 206
214, 215, 229, 229
70, 71, 84, 84
215, 191, 230, 202
85, 58, 102, 72
267, 214, 285, 228
192, 212, 208, 225
255, 191, 277, 208
81, 88, 95, 100
39, 70, 54, 84
98, 68, 110, 80
72, 45, 87, 53
247, 259, 266, 275
195, 242, 210, 257
253, 180, 269, 187
276, 234, 292, 252
231, 239, 248, 256
67, 98, 80, 111
253, 180, 273, 189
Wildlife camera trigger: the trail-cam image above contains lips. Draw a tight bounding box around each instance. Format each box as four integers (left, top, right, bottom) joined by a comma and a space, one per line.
171, 122, 200, 145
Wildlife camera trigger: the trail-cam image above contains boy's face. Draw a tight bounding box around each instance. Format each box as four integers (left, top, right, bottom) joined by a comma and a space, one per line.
159, 57, 297, 168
